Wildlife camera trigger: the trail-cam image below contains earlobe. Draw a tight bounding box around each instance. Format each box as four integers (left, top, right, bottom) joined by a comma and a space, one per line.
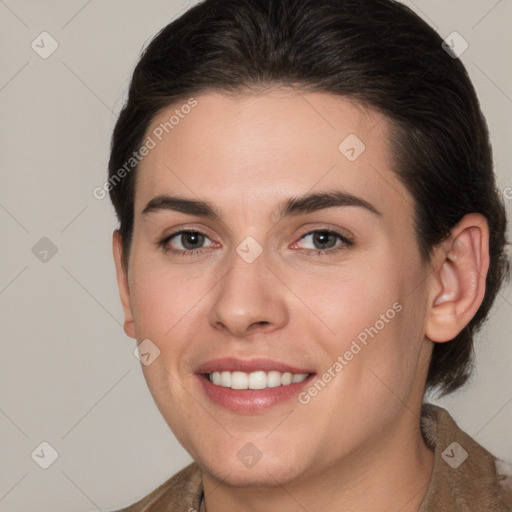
112, 230, 136, 339
425, 214, 490, 343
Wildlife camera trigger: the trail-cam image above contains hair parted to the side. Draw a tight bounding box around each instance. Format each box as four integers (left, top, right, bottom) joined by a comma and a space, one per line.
108, 0, 510, 396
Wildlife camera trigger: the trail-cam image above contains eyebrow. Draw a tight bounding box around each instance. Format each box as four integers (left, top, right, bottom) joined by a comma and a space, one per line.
281, 190, 381, 218
142, 195, 223, 220
141, 190, 381, 220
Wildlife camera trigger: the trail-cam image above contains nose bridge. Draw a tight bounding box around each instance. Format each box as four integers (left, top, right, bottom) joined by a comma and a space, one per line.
208, 242, 288, 335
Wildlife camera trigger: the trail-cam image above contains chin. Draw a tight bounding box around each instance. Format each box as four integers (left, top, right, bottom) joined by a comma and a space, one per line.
196, 443, 306, 487
202, 458, 302, 488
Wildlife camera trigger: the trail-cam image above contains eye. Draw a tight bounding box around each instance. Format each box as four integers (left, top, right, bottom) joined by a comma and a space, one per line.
295, 229, 352, 254
158, 230, 216, 255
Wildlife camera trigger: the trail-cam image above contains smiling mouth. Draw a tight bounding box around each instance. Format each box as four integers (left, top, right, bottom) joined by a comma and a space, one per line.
206, 370, 310, 390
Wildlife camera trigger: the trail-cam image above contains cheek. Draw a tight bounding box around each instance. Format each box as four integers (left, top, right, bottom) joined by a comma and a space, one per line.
128, 257, 208, 339
295, 248, 425, 378
287, 255, 401, 343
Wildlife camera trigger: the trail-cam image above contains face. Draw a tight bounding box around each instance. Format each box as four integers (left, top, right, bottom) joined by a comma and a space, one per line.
114, 89, 434, 487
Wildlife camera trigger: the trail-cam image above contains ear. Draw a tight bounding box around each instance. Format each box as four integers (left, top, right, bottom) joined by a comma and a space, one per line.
425, 213, 490, 343
112, 230, 136, 339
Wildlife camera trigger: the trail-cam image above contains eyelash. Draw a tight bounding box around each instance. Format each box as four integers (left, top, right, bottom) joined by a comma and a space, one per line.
157, 228, 353, 258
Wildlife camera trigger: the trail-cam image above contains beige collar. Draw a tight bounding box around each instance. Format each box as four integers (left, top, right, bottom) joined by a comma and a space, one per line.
418, 403, 511, 511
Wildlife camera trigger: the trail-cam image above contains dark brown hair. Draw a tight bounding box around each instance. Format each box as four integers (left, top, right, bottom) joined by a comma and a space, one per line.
108, 0, 510, 395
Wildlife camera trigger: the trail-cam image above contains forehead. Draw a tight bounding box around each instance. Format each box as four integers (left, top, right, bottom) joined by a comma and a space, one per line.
134, 89, 412, 222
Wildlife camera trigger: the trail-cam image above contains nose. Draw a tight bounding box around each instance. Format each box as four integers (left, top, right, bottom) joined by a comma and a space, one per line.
208, 247, 289, 338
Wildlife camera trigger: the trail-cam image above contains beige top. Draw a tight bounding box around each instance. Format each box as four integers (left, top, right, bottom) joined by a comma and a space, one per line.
114, 404, 512, 511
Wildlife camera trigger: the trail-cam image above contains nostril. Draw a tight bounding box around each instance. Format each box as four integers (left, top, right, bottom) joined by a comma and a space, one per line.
250, 321, 270, 329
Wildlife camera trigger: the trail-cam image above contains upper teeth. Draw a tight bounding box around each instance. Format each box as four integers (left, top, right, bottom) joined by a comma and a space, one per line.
209, 371, 309, 390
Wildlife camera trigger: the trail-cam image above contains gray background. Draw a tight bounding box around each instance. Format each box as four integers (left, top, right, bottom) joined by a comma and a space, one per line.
0, 1, 511, 510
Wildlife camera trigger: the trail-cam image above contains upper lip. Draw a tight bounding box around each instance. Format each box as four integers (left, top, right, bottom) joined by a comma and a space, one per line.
195, 357, 314, 375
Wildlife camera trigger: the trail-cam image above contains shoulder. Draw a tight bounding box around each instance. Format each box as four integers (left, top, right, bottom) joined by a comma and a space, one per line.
112, 462, 203, 512
420, 403, 512, 511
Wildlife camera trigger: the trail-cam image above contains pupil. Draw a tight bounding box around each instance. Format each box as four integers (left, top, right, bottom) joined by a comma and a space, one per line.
314, 231, 336, 249
182, 232, 204, 250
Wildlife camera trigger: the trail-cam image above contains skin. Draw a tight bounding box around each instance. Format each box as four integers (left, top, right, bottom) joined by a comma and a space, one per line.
113, 89, 489, 511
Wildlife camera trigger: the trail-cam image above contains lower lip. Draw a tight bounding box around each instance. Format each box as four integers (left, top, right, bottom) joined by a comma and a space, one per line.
197, 374, 315, 413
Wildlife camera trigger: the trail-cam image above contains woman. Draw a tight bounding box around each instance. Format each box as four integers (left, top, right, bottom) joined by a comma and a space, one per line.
108, 0, 512, 509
